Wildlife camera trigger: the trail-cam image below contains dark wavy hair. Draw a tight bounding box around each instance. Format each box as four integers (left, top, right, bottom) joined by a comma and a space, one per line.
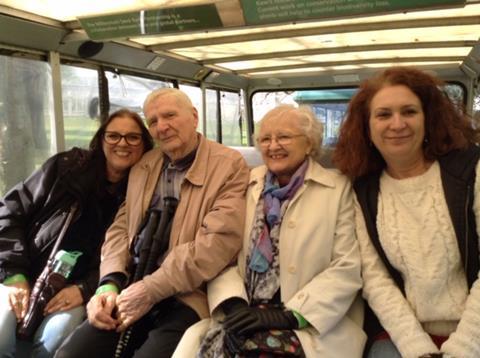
333, 66, 479, 179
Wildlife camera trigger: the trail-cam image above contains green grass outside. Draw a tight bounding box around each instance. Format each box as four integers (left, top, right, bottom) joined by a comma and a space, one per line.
64, 116, 100, 148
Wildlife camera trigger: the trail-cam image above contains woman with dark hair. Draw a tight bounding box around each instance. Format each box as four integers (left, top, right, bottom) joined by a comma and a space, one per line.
0, 109, 152, 358
334, 66, 480, 358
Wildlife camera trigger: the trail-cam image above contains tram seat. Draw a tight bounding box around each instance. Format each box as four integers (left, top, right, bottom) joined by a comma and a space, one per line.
230, 146, 263, 169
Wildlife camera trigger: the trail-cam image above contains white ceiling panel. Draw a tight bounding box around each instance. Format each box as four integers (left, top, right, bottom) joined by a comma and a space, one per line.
0, 0, 479, 77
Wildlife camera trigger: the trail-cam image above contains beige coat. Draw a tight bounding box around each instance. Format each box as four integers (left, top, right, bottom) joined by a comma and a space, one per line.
174, 158, 366, 357
100, 135, 249, 318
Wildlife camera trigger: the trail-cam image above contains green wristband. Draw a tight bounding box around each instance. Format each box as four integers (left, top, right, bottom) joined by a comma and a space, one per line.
3, 274, 27, 285
95, 283, 119, 295
292, 310, 309, 329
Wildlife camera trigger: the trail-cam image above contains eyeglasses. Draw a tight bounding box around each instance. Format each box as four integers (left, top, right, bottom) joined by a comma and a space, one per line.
103, 131, 143, 146
257, 134, 305, 148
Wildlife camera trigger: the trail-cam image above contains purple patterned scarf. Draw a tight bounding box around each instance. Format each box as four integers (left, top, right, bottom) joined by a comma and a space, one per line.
248, 160, 308, 273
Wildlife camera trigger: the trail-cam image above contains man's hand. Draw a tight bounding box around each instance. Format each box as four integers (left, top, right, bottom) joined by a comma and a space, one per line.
115, 280, 154, 332
86, 291, 119, 330
5, 281, 30, 321
44, 285, 83, 315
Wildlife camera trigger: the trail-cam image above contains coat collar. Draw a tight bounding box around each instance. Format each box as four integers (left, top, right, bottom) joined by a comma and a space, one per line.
137, 133, 207, 187
184, 133, 208, 186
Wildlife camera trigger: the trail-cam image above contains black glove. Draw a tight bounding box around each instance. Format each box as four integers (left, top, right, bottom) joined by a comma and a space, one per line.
224, 329, 246, 356
223, 305, 298, 336
221, 297, 249, 316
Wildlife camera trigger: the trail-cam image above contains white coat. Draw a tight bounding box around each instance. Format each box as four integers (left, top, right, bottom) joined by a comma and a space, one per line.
173, 158, 366, 357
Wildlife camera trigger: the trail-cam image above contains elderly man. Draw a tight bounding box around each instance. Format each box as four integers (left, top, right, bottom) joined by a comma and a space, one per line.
56, 88, 249, 358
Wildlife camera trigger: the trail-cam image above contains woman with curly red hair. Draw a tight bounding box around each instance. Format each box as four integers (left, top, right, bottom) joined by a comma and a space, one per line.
334, 66, 480, 358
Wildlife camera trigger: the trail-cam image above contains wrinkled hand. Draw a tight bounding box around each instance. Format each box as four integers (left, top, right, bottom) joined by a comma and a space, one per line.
223, 305, 298, 336
87, 291, 119, 330
4, 281, 30, 321
44, 285, 83, 315
115, 280, 154, 332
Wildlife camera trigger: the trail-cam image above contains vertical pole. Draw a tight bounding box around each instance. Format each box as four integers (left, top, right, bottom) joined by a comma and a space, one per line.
216, 89, 222, 143
49, 51, 65, 153
201, 83, 207, 135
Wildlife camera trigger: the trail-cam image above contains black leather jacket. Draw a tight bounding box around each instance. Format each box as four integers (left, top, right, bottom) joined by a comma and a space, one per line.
0, 147, 126, 301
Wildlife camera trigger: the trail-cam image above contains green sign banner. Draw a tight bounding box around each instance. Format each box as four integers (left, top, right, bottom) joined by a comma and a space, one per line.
79, 4, 222, 40
241, 0, 466, 25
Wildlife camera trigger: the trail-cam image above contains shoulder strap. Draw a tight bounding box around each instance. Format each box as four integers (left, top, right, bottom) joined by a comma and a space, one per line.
47, 202, 79, 262
353, 174, 405, 293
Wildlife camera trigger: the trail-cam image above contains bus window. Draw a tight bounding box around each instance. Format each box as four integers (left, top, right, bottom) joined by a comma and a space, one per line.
179, 84, 204, 134
106, 72, 171, 117
61, 65, 99, 149
443, 83, 466, 110
252, 91, 298, 123
220, 91, 245, 146
0, 55, 53, 195
252, 88, 356, 148
204, 88, 245, 145
205, 88, 218, 141
474, 88, 480, 129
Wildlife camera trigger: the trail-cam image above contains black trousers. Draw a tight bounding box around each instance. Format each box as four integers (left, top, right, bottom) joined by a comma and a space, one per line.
54, 298, 200, 358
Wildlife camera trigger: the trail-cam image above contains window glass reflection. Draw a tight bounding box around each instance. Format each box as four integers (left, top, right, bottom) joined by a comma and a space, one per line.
0, 55, 53, 195
61, 65, 99, 149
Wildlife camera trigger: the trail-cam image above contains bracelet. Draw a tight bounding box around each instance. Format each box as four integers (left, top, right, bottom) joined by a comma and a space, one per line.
3, 273, 27, 285
292, 310, 309, 329
95, 283, 119, 295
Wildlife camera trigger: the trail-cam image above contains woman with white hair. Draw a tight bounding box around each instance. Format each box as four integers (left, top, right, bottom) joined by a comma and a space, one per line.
173, 105, 365, 357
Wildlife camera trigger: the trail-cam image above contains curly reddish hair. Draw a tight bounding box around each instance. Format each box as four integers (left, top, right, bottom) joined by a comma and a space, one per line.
333, 66, 478, 179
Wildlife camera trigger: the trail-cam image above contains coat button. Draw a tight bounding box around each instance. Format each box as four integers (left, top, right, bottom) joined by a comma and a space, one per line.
288, 265, 296, 274
288, 221, 296, 228
298, 292, 305, 299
